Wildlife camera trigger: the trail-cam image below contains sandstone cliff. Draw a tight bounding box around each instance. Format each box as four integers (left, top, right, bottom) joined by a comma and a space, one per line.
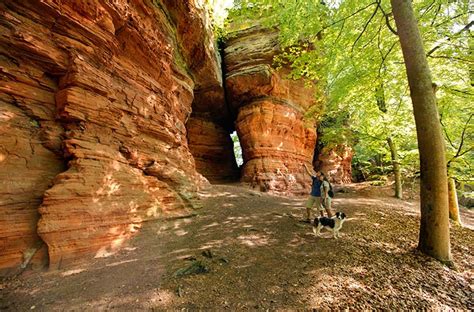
224, 27, 320, 195
0, 2, 350, 275
0, 0, 222, 273
315, 145, 354, 184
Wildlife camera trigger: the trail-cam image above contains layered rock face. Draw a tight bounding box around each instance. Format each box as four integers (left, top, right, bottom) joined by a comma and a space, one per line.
187, 117, 239, 183
315, 146, 354, 184
185, 56, 239, 183
0, 0, 221, 271
224, 27, 319, 195
165, 1, 239, 183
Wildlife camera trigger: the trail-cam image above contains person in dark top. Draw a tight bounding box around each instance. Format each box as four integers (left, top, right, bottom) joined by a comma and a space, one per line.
319, 172, 333, 218
303, 164, 323, 222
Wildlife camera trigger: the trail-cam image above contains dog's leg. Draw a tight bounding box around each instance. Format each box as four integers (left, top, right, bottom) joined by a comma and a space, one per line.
333, 229, 338, 239
313, 225, 322, 236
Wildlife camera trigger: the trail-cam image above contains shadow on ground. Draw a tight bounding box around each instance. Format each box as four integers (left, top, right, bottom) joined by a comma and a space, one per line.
1, 184, 473, 310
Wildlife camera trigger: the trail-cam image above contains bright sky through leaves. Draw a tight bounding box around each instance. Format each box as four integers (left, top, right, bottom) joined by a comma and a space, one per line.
210, 0, 234, 26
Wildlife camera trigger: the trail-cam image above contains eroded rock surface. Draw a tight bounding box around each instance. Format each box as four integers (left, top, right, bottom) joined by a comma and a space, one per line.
224, 27, 320, 195
187, 116, 239, 183
0, 0, 220, 272
315, 145, 353, 184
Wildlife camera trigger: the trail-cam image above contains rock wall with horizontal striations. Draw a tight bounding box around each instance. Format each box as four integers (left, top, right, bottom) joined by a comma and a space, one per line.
224, 27, 320, 195
163, 1, 239, 184
187, 116, 239, 183
0, 0, 221, 272
315, 145, 354, 185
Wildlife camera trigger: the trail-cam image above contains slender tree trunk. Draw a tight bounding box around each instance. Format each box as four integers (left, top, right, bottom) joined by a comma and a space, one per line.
391, 0, 451, 262
387, 137, 402, 199
448, 177, 461, 225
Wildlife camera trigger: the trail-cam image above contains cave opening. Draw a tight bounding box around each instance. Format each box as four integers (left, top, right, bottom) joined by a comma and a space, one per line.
230, 131, 243, 167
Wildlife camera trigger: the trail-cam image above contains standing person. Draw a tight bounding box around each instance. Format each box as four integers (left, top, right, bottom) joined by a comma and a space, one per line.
303, 164, 323, 222
320, 173, 333, 218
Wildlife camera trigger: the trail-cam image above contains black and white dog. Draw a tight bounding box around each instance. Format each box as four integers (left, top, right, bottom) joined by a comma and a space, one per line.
312, 212, 347, 239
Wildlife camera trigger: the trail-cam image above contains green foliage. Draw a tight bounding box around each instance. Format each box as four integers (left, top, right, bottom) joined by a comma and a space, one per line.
231, 131, 243, 166
205, 0, 230, 44
225, 0, 473, 181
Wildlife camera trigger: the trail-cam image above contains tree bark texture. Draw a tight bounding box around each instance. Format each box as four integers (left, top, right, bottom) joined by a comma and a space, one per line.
390, 0, 451, 262
448, 177, 461, 225
387, 137, 402, 199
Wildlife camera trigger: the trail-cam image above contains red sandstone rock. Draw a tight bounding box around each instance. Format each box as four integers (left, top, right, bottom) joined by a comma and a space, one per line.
0, 51, 66, 272
0, 0, 219, 273
224, 27, 320, 195
162, 1, 239, 183
315, 145, 354, 184
187, 117, 239, 183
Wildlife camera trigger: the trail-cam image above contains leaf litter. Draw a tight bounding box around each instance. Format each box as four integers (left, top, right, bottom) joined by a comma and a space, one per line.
1, 183, 473, 310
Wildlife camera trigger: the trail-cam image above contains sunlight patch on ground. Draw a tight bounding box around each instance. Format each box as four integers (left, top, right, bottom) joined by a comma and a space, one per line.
94, 247, 117, 259
105, 258, 139, 267
237, 233, 272, 247
202, 222, 220, 230
173, 219, 192, 229
167, 248, 191, 255
369, 241, 404, 254
148, 289, 177, 308
198, 191, 234, 198
174, 229, 188, 236
287, 234, 307, 247
61, 268, 86, 277
199, 239, 225, 250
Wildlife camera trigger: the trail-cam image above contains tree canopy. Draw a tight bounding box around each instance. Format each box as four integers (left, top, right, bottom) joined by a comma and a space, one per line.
225, 0, 473, 183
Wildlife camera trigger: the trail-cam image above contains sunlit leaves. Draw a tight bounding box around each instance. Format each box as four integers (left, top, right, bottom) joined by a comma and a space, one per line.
225, 0, 472, 180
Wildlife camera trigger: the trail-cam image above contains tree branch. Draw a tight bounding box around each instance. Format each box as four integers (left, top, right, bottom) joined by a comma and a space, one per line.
454, 113, 473, 159
457, 147, 473, 158
447, 88, 474, 96
419, 0, 436, 19
427, 55, 473, 63
426, 20, 473, 57
439, 116, 456, 149
430, 3, 442, 27
334, 19, 346, 44
377, 38, 398, 76
376, 1, 398, 35
351, 4, 379, 52
446, 113, 473, 167
435, 14, 472, 30
323, 2, 378, 30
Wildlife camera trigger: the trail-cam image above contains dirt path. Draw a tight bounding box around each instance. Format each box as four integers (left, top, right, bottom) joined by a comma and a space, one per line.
1, 184, 473, 310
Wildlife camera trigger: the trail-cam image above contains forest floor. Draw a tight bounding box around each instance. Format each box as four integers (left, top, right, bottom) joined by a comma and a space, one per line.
1, 183, 473, 311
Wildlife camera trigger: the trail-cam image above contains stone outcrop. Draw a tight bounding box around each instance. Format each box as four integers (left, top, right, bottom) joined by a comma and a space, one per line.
0, 1, 344, 275
224, 27, 320, 195
165, 2, 239, 184
315, 145, 353, 184
187, 117, 239, 183
0, 0, 221, 272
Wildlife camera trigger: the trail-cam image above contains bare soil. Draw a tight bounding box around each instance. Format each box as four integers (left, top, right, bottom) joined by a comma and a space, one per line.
1, 183, 473, 310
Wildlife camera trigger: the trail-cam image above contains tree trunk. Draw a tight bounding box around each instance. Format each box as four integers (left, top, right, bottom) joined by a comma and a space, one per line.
387, 137, 402, 199
448, 177, 461, 225
391, 0, 451, 262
